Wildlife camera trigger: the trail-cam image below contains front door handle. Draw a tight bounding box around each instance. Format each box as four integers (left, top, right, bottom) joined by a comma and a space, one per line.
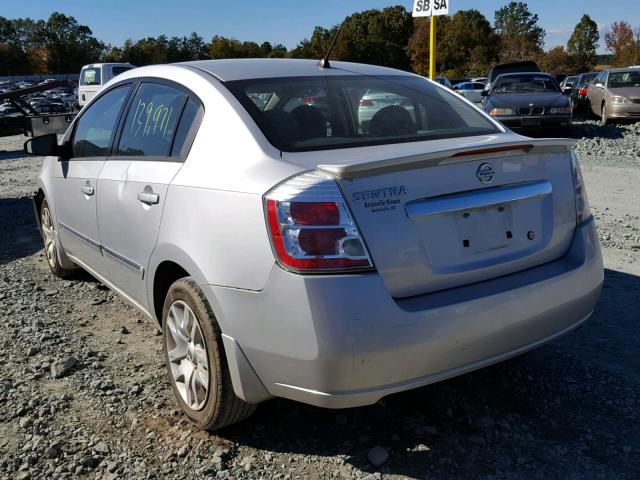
81, 185, 94, 196
138, 192, 159, 205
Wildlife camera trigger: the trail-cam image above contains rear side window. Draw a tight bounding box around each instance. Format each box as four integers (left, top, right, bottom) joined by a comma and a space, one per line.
171, 99, 202, 157
72, 85, 130, 158
80, 68, 101, 86
226, 75, 498, 152
117, 83, 187, 157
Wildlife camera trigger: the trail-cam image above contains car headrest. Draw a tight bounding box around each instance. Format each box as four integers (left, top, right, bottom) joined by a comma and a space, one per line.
290, 105, 326, 141
369, 105, 417, 137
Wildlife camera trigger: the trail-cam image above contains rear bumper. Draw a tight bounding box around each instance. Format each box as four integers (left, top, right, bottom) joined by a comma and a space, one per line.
495, 114, 571, 129
207, 218, 603, 408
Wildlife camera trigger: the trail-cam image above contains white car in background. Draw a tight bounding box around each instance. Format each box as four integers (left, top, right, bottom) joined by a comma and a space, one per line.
357, 90, 416, 133
78, 63, 135, 106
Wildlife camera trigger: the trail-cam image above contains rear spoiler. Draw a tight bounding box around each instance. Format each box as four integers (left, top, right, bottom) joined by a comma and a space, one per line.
317, 138, 577, 179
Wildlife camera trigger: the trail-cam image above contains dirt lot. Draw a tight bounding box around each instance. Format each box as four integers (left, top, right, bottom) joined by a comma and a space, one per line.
1, 121, 639, 480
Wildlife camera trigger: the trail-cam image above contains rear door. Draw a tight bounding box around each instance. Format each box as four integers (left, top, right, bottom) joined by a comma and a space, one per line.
96, 81, 203, 309
52, 84, 131, 272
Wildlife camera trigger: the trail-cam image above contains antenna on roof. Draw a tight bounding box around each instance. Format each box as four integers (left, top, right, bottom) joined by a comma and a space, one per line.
318, 25, 342, 69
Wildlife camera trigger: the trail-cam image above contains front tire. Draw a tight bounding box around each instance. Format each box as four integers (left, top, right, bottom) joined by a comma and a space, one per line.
600, 103, 609, 126
162, 277, 256, 430
40, 199, 75, 278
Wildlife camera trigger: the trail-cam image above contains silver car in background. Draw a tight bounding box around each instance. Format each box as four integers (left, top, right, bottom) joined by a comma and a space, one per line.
587, 68, 640, 125
453, 81, 486, 104
27, 59, 603, 430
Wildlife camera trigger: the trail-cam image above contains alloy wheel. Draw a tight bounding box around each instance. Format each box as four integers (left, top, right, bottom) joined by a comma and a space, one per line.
41, 206, 57, 268
165, 300, 210, 411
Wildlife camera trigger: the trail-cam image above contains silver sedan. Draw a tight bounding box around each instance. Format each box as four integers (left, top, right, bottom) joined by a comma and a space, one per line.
453, 81, 486, 104
26, 59, 603, 430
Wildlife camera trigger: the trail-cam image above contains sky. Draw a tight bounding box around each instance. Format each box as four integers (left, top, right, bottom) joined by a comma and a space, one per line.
3, 0, 640, 54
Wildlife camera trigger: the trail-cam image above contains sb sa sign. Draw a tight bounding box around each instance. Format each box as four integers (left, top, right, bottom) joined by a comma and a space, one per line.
412, 0, 449, 17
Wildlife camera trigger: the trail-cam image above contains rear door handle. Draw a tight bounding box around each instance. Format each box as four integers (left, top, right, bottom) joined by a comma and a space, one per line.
137, 192, 159, 205
81, 186, 94, 196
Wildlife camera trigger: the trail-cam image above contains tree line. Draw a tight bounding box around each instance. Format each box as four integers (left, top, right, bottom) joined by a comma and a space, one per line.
1, 3, 638, 77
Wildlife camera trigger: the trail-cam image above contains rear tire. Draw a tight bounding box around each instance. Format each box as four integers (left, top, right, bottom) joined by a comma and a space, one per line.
162, 277, 256, 430
586, 99, 596, 119
40, 199, 75, 278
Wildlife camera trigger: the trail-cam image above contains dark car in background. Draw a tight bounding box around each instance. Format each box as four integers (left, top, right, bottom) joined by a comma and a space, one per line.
559, 75, 578, 94
485, 60, 541, 92
483, 72, 572, 131
570, 72, 598, 113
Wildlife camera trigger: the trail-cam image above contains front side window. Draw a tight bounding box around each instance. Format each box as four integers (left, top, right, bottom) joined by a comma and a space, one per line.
226, 75, 498, 152
607, 71, 640, 88
117, 83, 187, 157
80, 68, 101, 86
72, 85, 130, 158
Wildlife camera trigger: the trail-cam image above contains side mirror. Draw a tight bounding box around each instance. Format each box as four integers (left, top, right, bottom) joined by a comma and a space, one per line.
24, 134, 60, 156
481, 90, 489, 97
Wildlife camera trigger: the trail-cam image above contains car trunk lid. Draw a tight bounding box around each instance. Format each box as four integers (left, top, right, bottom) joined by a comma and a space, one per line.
282, 134, 578, 298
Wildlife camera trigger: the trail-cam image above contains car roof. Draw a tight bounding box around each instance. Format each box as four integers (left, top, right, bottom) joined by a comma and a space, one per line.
604, 67, 640, 73
179, 58, 417, 82
487, 61, 540, 79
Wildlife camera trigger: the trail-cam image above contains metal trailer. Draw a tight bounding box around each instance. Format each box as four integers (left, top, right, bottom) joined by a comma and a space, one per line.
0, 80, 77, 138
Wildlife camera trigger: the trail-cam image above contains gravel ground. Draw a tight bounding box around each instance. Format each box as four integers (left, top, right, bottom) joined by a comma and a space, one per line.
1, 120, 639, 480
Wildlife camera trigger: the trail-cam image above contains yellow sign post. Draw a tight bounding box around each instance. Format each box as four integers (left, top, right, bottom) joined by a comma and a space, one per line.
412, 0, 449, 80
429, 16, 436, 79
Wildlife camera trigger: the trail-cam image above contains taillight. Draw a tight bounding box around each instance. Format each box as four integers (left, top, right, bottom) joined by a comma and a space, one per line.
570, 152, 590, 225
265, 172, 373, 272
578, 87, 588, 96
359, 98, 374, 106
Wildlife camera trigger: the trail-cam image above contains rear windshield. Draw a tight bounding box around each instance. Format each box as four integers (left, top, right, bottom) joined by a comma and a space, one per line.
493, 74, 559, 93
112, 66, 132, 77
608, 71, 640, 88
489, 63, 540, 82
226, 75, 499, 152
579, 73, 597, 84
80, 68, 101, 86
